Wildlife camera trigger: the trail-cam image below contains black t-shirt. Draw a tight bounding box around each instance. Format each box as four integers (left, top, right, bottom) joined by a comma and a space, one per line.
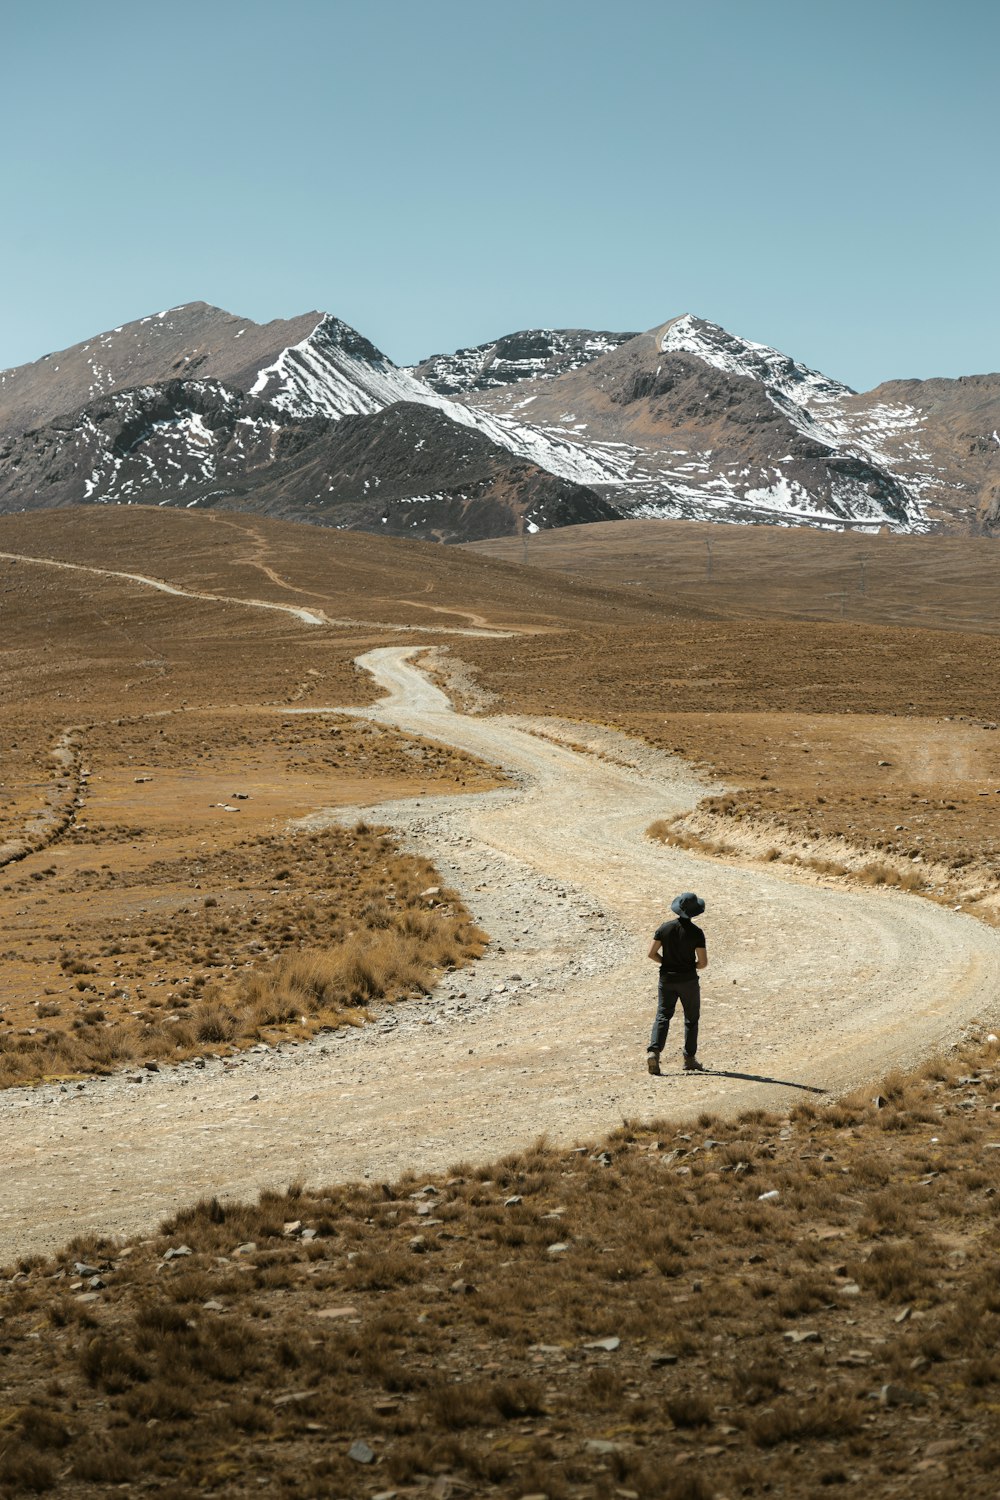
654, 917, 705, 980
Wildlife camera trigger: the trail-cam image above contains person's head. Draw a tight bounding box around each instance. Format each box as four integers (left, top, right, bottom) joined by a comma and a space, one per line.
670, 892, 705, 920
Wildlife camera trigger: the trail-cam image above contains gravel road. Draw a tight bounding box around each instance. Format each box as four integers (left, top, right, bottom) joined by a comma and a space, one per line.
4, 645, 999, 1265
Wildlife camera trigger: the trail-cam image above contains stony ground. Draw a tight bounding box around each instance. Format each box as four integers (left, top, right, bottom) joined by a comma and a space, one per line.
3, 1036, 1000, 1498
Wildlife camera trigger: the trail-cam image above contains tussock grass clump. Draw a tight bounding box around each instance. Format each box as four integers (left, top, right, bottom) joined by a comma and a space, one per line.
4, 1037, 1000, 1495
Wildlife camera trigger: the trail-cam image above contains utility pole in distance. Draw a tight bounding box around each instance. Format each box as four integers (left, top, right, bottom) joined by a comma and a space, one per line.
705, 537, 713, 580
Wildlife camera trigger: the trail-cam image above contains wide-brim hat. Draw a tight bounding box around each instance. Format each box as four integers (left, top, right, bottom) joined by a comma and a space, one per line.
671, 892, 705, 918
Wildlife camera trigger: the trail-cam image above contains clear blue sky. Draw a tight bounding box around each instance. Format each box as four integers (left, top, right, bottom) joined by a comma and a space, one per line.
3, 0, 997, 390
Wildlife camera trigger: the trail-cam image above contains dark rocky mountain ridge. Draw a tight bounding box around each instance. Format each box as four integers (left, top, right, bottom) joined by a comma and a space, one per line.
411, 328, 638, 395
0, 377, 615, 542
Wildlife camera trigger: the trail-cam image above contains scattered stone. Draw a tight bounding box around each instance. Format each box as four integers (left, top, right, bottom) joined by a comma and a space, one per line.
73, 1262, 100, 1277
313, 1306, 359, 1320
757, 1190, 780, 1202
233, 1242, 257, 1256
503, 1195, 523, 1207
203, 1300, 225, 1312
75, 1291, 101, 1304
894, 1305, 913, 1323
783, 1330, 821, 1343
273, 1388, 317, 1407
839, 1283, 862, 1297
409, 1235, 427, 1252
585, 1438, 625, 1454
583, 1336, 620, 1352
283, 1221, 302, 1236
837, 1350, 873, 1366
348, 1439, 376, 1465
450, 1279, 477, 1295
872, 1095, 888, 1109
593, 1151, 612, 1167
879, 1382, 927, 1407
143, 1060, 159, 1072
547, 1242, 569, 1256
163, 1245, 192, 1261
650, 1350, 678, 1366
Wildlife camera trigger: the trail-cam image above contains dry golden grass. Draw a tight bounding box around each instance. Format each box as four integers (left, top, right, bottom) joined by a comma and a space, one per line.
4, 1034, 1000, 1496
0, 822, 486, 1086
470, 517, 1000, 637
463, 520, 1000, 915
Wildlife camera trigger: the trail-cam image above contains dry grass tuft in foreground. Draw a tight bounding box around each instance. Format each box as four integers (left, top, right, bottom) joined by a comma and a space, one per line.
4, 1034, 1000, 1497
0, 823, 486, 1087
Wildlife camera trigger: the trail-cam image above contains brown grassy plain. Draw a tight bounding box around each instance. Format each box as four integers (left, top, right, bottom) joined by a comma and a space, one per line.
463, 519, 1000, 908
3, 1039, 1000, 1498
0, 508, 537, 1083
5, 506, 1000, 1497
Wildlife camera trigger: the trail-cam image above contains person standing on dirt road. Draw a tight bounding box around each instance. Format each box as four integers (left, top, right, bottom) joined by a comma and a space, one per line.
646, 893, 707, 1075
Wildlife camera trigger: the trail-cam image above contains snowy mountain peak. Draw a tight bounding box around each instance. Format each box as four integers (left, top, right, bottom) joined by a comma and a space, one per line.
657, 313, 854, 410
247, 314, 433, 421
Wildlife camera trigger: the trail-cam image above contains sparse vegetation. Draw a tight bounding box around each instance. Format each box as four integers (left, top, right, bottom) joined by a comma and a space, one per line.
0, 822, 486, 1086
3, 1035, 1000, 1496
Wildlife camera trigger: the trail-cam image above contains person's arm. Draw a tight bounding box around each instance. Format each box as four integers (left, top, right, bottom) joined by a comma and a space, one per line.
695, 947, 708, 971
648, 940, 663, 962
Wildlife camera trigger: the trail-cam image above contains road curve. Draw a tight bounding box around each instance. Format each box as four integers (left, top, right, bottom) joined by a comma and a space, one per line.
2, 646, 999, 1263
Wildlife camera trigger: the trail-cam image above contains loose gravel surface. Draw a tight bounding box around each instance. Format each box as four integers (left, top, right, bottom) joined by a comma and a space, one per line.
4, 646, 1000, 1266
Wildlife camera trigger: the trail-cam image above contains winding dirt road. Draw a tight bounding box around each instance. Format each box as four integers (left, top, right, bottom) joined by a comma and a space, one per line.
0, 551, 511, 636
3, 646, 1000, 1264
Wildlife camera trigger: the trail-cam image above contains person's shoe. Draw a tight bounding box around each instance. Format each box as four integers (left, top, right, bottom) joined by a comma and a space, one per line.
683, 1055, 704, 1072
647, 1051, 661, 1076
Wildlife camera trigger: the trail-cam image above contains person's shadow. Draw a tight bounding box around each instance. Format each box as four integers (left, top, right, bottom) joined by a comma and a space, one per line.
669, 1067, 826, 1094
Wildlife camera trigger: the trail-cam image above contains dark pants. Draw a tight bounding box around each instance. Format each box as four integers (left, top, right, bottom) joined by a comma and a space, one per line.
649, 974, 700, 1058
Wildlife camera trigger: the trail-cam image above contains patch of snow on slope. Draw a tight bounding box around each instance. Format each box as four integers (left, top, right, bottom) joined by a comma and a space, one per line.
438, 401, 630, 485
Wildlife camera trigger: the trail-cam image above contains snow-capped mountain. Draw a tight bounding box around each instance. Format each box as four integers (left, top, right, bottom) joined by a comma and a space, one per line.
0, 377, 622, 543
1, 302, 996, 538
458, 315, 926, 531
